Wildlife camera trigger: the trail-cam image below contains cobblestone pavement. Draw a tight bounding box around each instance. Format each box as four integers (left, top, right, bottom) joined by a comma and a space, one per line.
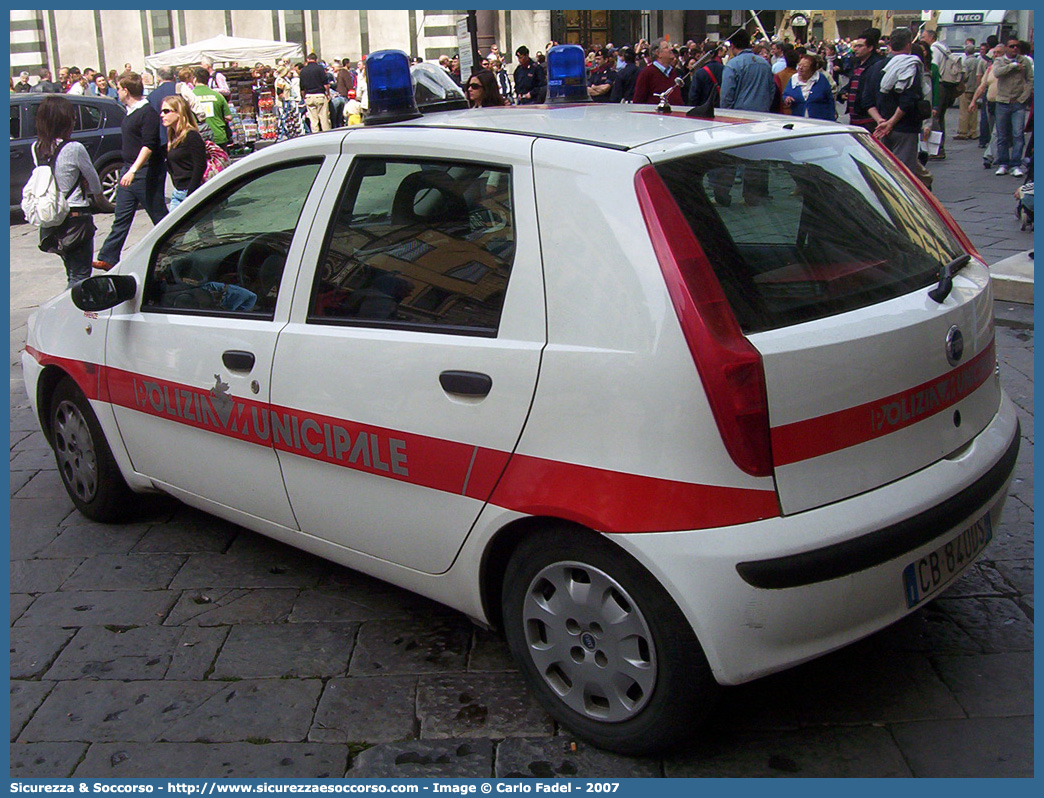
932, 132, 1035, 266
9, 115, 1034, 778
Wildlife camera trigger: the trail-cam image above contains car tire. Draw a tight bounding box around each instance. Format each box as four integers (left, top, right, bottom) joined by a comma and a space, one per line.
502, 527, 718, 755
50, 377, 136, 522
95, 160, 121, 213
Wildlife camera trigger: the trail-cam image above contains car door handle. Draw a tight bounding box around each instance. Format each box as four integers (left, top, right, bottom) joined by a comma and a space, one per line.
439, 370, 492, 397
222, 350, 255, 372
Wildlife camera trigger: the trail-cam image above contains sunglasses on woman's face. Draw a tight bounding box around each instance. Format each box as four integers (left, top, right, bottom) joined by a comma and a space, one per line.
467, 83, 482, 90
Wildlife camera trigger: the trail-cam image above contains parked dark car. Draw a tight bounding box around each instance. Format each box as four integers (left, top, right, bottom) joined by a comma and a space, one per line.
10, 93, 125, 214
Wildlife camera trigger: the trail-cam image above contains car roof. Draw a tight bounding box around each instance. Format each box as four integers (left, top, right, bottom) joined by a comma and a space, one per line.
390, 103, 843, 151
13, 93, 120, 104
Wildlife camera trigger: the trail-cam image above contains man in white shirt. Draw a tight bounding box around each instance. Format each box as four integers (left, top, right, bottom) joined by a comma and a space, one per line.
201, 56, 231, 100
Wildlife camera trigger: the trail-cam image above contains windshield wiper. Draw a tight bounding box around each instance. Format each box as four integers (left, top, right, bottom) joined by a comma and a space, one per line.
928, 254, 972, 303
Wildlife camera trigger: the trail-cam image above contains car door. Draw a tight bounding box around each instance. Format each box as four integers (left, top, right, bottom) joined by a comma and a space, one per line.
104, 155, 332, 529
10, 101, 34, 205
273, 129, 545, 574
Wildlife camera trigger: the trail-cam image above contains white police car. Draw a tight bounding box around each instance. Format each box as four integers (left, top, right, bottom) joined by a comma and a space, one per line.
22, 49, 1019, 755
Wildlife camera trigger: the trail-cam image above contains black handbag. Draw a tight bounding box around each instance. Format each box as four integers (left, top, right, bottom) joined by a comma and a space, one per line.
39, 213, 95, 255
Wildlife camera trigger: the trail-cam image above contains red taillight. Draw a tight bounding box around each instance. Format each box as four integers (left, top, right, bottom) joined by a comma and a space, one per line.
635, 165, 774, 478
869, 136, 984, 262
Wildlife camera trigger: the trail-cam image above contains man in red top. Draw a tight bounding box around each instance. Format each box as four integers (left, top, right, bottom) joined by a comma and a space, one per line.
632, 39, 682, 104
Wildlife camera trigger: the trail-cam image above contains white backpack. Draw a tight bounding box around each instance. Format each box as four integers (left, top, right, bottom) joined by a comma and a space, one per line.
933, 42, 963, 85
21, 140, 73, 227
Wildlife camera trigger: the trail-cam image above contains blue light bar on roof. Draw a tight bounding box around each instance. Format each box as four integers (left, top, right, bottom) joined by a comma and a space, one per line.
365, 49, 422, 125
547, 44, 590, 103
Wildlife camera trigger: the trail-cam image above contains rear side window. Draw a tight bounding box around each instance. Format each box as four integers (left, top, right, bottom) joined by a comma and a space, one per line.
78, 104, 102, 130
309, 157, 514, 336
655, 133, 965, 333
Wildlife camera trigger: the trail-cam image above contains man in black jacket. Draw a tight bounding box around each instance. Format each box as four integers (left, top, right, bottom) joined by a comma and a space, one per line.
147, 67, 178, 146
587, 48, 616, 102
300, 52, 332, 132
844, 28, 884, 132
30, 68, 62, 93
610, 46, 640, 102
514, 46, 546, 104
688, 43, 724, 108
94, 73, 167, 270
862, 27, 925, 175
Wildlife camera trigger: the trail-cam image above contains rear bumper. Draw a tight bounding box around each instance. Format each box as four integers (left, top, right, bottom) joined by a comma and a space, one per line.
612, 391, 1020, 685
736, 422, 1019, 589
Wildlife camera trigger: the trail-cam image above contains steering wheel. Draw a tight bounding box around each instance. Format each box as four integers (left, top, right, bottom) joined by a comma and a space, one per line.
236, 233, 286, 303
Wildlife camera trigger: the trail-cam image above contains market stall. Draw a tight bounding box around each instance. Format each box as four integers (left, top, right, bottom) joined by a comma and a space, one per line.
145, 35, 304, 152
143, 34, 303, 72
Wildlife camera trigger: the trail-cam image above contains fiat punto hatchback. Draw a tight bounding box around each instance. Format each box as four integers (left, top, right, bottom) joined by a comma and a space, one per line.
23, 55, 1019, 755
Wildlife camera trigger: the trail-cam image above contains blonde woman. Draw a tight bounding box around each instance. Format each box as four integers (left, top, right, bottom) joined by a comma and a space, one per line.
160, 95, 207, 209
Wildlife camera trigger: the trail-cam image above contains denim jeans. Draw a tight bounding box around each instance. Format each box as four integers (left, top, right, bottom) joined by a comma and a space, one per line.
64, 226, 95, 288
169, 187, 189, 210
995, 101, 1027, 169
200, 282, 257, 311
97, 166, 168, 265
329, 94, 345, 127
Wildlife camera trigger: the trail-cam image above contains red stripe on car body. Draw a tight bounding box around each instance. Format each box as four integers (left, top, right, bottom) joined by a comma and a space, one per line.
489, 454, 781, 531
27, 348, 781, 532
25, 346, 103, 401
771, 338, 996, 466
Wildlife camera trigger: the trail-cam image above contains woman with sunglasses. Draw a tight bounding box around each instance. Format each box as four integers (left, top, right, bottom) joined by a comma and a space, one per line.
466, 70, 508, 108
160, 95, 207, 210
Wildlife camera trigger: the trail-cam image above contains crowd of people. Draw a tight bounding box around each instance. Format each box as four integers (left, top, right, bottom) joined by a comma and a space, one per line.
16, 26, 1033, 288
551, 26, 1034, 192
424, 26, 1032, 193
14, 64, 142, 98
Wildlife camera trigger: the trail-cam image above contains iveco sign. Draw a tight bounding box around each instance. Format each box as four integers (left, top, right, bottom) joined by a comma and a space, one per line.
954, 13, 985, 23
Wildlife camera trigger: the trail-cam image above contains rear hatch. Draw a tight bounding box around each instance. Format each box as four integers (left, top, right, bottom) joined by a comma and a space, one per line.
654, 132, 1000, 515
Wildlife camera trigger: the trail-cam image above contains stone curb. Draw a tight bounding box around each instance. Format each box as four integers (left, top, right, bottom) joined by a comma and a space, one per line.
990, 251, 1035, 305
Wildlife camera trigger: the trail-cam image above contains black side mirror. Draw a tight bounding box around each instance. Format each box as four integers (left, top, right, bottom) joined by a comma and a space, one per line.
71, 275, 137, 311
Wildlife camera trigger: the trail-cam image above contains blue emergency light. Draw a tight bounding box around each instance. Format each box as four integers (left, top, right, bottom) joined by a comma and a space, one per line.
546, 44, 590, 103
364, 49, 422, 125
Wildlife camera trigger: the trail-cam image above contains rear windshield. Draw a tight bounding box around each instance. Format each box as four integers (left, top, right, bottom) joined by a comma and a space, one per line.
655, 133, 966, 333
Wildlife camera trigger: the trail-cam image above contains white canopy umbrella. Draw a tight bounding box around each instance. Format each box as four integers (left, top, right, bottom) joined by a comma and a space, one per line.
144, 34, 303, 71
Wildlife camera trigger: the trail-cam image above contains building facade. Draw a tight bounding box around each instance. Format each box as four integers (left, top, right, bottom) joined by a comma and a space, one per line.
12, 9, 753, 79
13, 9, 934, 82
11, 10, 555, 78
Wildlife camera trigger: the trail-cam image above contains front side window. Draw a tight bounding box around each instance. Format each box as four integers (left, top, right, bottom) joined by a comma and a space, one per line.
310, 157, 515, 335
144, 160, 322, 317
656, 133, 965, 333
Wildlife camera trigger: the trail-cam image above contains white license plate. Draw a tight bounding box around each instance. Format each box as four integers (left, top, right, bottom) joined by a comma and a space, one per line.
902, 514, 993, 609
